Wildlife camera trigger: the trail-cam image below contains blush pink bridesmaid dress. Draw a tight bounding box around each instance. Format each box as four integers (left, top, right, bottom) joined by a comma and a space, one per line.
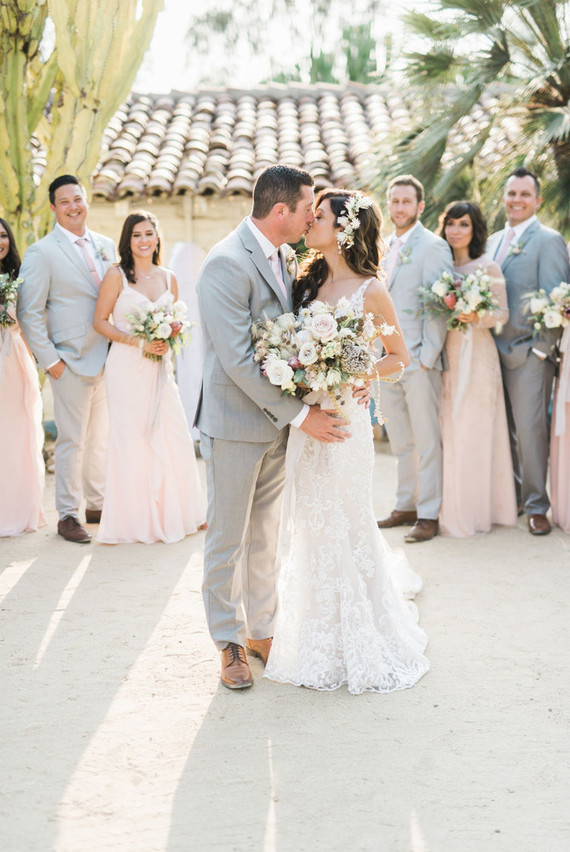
0, 320, 46, 536
97, 270, 206, 544
551, 327, 570, 534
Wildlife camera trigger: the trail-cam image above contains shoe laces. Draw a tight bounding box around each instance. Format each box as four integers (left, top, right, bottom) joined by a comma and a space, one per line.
225, 643, 245, 665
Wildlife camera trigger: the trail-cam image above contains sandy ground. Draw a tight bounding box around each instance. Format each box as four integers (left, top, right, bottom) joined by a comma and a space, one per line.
1, 443, 570, 852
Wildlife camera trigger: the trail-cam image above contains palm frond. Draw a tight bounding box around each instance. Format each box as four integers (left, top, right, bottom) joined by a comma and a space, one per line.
439, 0, 507, 31
404, 48, 459, 86
401, 11, 464, 41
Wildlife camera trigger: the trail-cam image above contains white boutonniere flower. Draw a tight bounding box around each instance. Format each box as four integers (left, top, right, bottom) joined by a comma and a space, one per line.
398, 246, 412, 265
508, 240, 525, 257
285, 249, 297, 277
96, 244, 110, 263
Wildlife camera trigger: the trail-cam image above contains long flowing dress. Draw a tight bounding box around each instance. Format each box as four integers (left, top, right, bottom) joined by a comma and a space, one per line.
439, 256, 517, 537
0, 319, 46, 536
97, 270, 206, 544
265, 280, 430, 695
551, 326, 570, 534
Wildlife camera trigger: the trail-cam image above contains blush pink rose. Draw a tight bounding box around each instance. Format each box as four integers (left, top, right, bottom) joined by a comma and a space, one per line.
310, 312, 337, 342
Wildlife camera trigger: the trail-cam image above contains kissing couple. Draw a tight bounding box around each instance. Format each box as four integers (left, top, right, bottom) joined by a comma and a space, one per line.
195, 164, 429, 695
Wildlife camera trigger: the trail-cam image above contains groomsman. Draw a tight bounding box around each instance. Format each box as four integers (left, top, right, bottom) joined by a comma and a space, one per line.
17, 175, 116, 543
377, 174, 453, 542
489, 167, 569, 535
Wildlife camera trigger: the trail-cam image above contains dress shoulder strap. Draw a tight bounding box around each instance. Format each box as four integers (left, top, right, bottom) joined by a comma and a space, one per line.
165, 269, 172, 292
118, 266, 130, 290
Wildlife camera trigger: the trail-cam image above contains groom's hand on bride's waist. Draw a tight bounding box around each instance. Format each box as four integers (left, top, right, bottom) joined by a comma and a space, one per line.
300, 406, 350, 442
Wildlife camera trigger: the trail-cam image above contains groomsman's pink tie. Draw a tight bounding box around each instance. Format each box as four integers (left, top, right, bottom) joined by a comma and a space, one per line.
495, 228, 516, 266
270, 250, 288, 300
75, 237, 101, 286
385, 237, 402, 283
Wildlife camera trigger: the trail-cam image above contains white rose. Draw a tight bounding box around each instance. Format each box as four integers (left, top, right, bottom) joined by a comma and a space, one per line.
530, 297, 549, 315
156, 322, 172, 339
310, 312, 337, 342
465, 289, 482, 311
265, 358, 295, 389
298, 341, 319, 365
173, 300, 187, 314
335, 297, 351, 316
296, 329, 310, 344
276, 312, 296, 330
543, 309, 562, 329
549, 286, 565, 302
432, 280, 448, 298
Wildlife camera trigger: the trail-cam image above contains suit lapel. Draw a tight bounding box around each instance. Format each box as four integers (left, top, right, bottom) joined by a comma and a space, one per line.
390, 224, 423, 288
502, 220, 540, 269
51, 228, 99, 292
237, 220, 289, 310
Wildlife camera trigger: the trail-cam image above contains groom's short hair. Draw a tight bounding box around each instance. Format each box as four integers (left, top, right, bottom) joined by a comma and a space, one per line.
252, 164, 314, 219
49, 174, 85, 205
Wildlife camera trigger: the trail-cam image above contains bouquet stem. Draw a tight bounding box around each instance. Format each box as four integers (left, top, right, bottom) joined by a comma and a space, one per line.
143, 352, 163, 362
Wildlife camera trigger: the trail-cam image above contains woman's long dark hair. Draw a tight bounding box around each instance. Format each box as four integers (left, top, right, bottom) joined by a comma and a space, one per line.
292, 189, 384, 310
118, 211, 162, 284
438, 200, 487, 260
0, 218, 21, 279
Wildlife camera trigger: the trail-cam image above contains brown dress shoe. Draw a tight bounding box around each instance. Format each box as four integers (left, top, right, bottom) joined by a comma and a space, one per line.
246, 637, 273, 666
377, 509, 417, 528
405, 518, 438, 543
85, 509, 102, 524
58, 516, 92, 543
528, 514, 551, 535
220, 643, 253, 689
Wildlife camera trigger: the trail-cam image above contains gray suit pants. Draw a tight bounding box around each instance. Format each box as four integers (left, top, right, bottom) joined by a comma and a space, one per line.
200, 429, 288, 650
49, 365, 107, 519
381, 367, 442, 520
501, 352, 555, 514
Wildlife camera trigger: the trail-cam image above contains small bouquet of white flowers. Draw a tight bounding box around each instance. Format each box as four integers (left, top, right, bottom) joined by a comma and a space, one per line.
526, 282, 570, 335
0, 273, 23, 329
252, 297, 389, 406
419, 267, 498, 331
126, 300, 191, 361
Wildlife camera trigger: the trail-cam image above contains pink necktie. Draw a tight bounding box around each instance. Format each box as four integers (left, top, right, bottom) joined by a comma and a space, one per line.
270, 250, 288, 300
76, 237, 101, 286
495, 228, 516, 266
385, 237, 402, 283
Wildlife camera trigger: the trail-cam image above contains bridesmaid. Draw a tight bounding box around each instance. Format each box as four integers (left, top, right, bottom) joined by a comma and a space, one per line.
0, 218, 46, 535
93, 211, 206, 544
551, 320, 570, 534
437, 201, 517, 537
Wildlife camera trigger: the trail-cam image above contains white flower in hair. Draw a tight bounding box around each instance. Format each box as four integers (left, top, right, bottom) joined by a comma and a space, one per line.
336, 192, 374, 252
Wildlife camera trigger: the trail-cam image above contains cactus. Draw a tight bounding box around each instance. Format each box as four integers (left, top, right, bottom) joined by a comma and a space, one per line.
0, 0, 164, 247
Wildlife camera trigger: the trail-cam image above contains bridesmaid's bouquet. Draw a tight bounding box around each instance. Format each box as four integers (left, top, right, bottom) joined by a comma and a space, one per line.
252, 298, 388, 404
0, 273, 22, 328
526, 282, 570, 334
126, 301, 192, 361
419, 267, 498, 331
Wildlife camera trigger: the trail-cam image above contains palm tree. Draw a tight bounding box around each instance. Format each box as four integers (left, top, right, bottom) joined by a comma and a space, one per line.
378, 0, 570, 234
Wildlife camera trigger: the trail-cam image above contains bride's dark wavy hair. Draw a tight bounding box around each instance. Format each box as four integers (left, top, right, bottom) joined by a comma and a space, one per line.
118, 211, 162, 284
293, 189, 385, 310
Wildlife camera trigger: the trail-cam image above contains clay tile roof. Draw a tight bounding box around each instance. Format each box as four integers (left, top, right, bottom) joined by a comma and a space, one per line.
91, 82, 512, 201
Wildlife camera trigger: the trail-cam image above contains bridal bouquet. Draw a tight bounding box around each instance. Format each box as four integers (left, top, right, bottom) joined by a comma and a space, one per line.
0, 273, 22, 329
252, 298, 386, 404
526, 282, 570, 334
419, 267, 498, 332
126, 301, 191, 361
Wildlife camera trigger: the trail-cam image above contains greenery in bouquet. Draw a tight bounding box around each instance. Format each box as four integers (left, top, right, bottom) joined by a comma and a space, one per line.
526, 283, 570, 336
252, 297, 385, 403
126, 300, 192, 361
419, 267, 498, 332
0, 273, 23, 329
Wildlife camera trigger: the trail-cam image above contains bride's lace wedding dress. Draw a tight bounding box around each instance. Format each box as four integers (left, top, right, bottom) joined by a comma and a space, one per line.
264, 280, 430, 694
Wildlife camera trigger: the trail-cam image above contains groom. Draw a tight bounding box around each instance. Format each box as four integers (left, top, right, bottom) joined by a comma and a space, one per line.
196, 164, 350, 689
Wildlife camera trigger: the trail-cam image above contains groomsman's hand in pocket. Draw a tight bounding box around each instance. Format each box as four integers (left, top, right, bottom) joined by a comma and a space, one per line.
300, 405, 350, 443
48, 359, 66, 379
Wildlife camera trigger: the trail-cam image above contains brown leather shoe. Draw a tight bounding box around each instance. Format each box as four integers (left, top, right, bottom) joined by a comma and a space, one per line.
377, 509, 417, 528
220, 643, 253, 689
405, 518, 438, 543
528, 514, 551, 535
57, 515, 92, 543
246, 637, 273, 666
85, 509, 102, 524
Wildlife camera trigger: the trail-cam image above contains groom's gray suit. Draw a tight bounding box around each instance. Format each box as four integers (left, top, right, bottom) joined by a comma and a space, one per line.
381, 222, 453, 519
196, 220, 303, 650
17, 226, 116, 518
488, 218, 569, 513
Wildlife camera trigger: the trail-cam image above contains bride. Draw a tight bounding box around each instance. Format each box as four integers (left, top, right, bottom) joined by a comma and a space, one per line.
264, 189, 430, 694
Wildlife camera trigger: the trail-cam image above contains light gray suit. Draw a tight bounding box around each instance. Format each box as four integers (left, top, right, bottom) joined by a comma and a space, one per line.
381, 222, 453, 519
489, 219, 570, 513
17, 227, 116, 518
196, 220, 303, 650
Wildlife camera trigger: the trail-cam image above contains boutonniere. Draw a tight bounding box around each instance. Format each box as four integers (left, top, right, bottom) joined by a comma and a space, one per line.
95, 244, 110, 263
508, 240, 525, 257
285, 249, 297, 277
398, 246, 412, 265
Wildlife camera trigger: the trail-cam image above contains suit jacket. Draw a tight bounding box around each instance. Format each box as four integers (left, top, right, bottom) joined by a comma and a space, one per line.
488, 220, 570, 370
195, 220, 303, 442
387, 222, 453, 371
17, 227, 116, 376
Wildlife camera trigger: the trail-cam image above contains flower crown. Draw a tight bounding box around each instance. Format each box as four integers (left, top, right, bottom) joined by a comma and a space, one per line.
336, 192, 374, 252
